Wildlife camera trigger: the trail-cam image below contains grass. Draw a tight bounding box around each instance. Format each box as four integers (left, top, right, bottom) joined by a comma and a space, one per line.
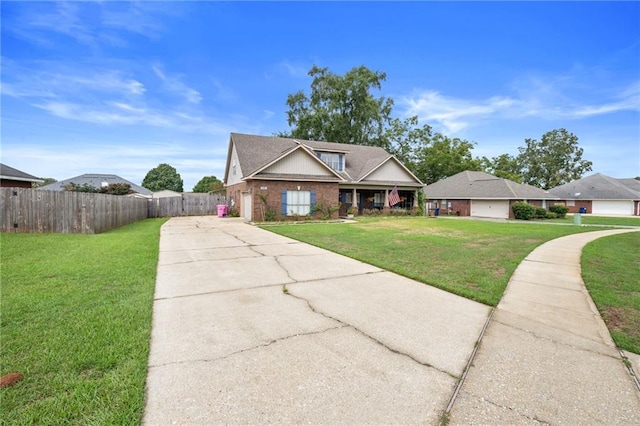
0, 218, 167, 425
582, 231, 640, 353
548, 214, 640, 227
264, 216, 605, 306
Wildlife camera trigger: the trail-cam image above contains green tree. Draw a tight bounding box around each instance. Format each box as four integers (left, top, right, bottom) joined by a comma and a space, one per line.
284, 65, 395, 148
142, 163, 184, 192
415, 133, 483, 185
517, 128, 592, 189
193, 176, 223, 193
481, 153, 522, 183
98, 183, 133, 195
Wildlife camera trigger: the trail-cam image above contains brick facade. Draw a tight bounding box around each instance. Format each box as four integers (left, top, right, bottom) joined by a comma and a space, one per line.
1, 180, 33, 188
226, 180, 340, 221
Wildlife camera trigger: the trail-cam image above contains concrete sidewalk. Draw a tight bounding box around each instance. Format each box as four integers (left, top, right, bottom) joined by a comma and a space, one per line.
142, 217, 490, 425
449, 229, 640, 424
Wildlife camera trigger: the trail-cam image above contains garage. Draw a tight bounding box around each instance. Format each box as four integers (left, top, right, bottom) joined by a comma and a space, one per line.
592, 200, 634, 215
470, 200, 510, 219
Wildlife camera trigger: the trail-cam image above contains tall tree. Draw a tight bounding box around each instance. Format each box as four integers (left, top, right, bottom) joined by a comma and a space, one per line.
415, 133, 483, 185
481, 154, 522, 183
284, 65, 395, 148
517, 128, 592, 189
142, 163, 184, 192
193, 175, 223, 193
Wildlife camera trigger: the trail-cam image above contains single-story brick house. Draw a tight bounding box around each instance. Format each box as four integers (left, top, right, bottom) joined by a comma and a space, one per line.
0, 164, 43, 188
549, 173, 640, 216
223, 133, 423, 221
424, 171, 560, 219
39, 173, 152, 196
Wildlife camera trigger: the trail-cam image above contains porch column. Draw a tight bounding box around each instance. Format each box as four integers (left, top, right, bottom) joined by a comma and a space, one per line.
414, 190, 419, 207
384, 189, 389, 208
352, 188, 358, 208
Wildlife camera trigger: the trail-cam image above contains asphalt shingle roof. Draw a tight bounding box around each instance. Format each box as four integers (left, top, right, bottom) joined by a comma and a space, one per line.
38, 174, 152, 195
425, 171, 558, 200
229, 133, 419, 184
549, 173, 640, 200
0, 163, 43, 182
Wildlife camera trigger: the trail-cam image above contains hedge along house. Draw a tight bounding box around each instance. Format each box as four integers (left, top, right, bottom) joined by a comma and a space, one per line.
424, 171, 560, 219
549, 173, 640, 216
223, 133, 423, 221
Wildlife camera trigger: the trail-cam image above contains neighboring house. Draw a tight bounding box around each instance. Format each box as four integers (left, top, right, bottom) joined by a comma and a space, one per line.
38, 173, 152, 196
424, 171, 560, 219
0, 163, 43, 188
549, 173, 640, 216
223, 133, 423, 221
152, 190, 182, 198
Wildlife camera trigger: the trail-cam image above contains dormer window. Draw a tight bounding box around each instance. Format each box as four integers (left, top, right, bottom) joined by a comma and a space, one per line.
317, 152, 344, 172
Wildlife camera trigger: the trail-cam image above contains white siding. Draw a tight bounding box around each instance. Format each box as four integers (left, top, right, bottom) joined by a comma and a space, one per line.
226, 145, 243, 186
364, 160, 416, 183
262, 149, 333, 176
471, 200, 510, 218
592, 200, 634, 215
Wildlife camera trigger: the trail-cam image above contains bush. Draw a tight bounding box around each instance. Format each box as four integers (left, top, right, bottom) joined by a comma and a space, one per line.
512, 202, 536, 220
535, 207, 548, 219
549, 204, 569, 218
546, 212, 558, 219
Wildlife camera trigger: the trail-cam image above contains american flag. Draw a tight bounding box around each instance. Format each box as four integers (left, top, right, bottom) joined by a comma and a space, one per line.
388, 185, 400, 206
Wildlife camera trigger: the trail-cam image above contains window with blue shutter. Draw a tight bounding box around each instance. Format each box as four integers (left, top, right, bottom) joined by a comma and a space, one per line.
283, 190, 313, 216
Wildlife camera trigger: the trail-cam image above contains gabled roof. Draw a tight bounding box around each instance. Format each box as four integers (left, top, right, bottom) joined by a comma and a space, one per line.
549, 173, 640, 200
38, 173, 152, 195
425, 171, 559, 200
225, 133, 422, 186
0, 163, 43, 183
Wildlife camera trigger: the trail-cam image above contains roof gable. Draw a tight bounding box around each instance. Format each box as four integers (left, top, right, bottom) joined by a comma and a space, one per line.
360, 157, 422, 185
226, 133, 421, 185
257, 146, 342, 179
425, 171, 558, 200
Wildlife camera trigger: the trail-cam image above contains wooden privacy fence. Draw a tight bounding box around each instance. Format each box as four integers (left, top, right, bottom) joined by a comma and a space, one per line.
148, 193, 226, 218
0, 188, 148, 234
0, 189, 228, 234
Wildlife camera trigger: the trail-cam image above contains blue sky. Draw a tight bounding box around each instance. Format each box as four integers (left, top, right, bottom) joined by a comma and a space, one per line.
2, 1, 639, 191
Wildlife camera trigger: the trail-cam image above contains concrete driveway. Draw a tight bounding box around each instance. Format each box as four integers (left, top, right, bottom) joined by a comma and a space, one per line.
142, 216, 491, 425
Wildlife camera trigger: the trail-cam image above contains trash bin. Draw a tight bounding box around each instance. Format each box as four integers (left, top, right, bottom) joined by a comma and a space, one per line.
573, 213, 582, 225
217, 204, 227, 218
434, 208, 440, 217
579, 207, 587, 214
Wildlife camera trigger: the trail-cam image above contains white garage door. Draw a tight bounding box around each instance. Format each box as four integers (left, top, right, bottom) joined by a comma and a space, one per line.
471, 200, 510, 219
242, 193, 252, 220
592, 200, 633, 215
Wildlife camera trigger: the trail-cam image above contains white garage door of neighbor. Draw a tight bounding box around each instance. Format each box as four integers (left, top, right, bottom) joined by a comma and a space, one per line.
592, 200, 633, 215
471, 200, 510, 219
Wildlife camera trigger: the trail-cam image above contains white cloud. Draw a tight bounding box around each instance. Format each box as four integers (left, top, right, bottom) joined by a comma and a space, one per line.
400, 78, 640, 134
152, 64, 202, 104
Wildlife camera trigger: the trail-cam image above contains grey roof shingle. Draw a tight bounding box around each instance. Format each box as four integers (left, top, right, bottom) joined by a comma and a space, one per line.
425, 171, 558, 200
38, 174, 152, 195
228, 133, 421, 185
549, 173, 640, 200
0, 163, 43, 183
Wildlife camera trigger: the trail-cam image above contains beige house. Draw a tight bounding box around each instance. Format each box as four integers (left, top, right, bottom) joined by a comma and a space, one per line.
223, 133, 423, 221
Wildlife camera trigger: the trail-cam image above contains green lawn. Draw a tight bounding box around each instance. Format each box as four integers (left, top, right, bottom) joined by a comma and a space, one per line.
265, 216, 605, 306
548, 214, 640, 227
0, 218, 167, 425
582, 232, 640, 353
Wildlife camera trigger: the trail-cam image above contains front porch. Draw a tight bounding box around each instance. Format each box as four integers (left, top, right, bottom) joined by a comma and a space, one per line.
338, 187, 419, 216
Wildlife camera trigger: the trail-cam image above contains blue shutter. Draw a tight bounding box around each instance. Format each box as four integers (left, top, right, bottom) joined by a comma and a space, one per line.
281, 190, 287, 216
339, 154, 344, 171
310, 190, 316, 216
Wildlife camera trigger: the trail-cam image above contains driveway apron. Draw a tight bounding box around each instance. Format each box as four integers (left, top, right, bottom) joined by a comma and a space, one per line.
142, 216, 490, 425
449, 229, 640, 424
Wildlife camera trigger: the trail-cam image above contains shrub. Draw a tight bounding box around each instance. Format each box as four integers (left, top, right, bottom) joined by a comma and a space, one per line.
512, 202, 536, 220
546, 212, 558, 219
535, 207, 548, 219
549, 204, 569, 218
